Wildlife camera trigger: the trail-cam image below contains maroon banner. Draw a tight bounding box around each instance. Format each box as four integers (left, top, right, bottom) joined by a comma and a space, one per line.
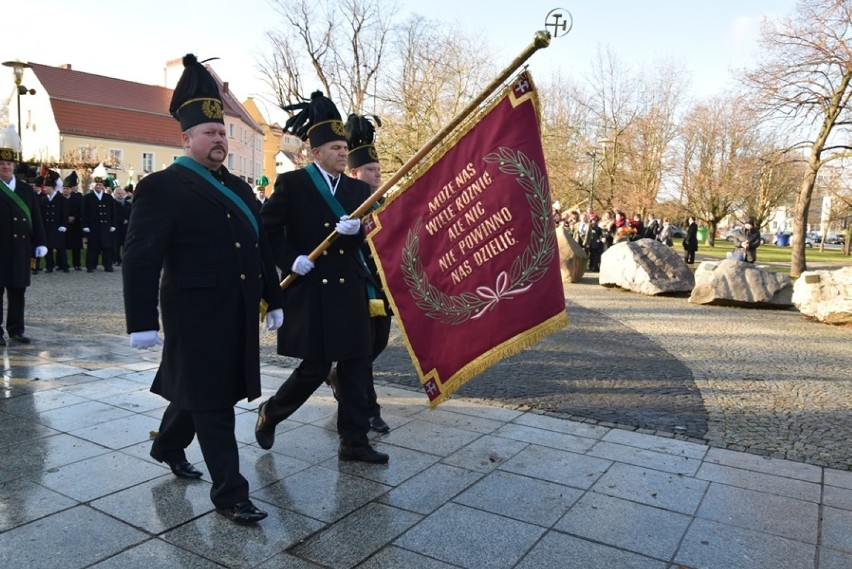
365, 71, 568, 407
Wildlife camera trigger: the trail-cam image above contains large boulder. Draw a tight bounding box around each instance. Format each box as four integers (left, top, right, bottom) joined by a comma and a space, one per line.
556, 225, 588, 283
689, 259, 793, 306
792, 266, 852, 325
598, 239, 694, 295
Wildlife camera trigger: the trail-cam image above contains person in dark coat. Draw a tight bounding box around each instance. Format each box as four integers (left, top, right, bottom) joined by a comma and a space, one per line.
37, 170, 69, 273
255, 91, 388, 464
61, 172, 84, 270
81, 176, 116, 272
339, 112, 391, 434
0, 126, 47, 345
740, 218, 762, 263
682, 216, 699, 264
112, 186, 131, 265
123, 54, 284, 525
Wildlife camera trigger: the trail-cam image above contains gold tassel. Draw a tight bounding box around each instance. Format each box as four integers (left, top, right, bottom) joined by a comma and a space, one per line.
259, 299, 268, 323
368, 298, 386, 317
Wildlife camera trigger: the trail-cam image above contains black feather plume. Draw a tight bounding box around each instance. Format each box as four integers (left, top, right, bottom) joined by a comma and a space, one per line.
281, 91, 343, 141
344, 114, 381, 149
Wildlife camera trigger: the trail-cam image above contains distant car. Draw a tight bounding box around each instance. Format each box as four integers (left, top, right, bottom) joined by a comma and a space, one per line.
722, 227, 745, 242
725, 227, 768, 245
773, 232, 814, 247
825, 233, 846, 245
668, 225, 687, 239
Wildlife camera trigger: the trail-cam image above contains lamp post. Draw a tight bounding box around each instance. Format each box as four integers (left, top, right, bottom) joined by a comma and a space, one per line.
2, 60, 36, 154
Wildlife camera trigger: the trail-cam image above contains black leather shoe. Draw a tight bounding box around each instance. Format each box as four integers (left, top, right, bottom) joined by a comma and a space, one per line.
86, 269, 94, 273
216, 500, 268, 525
255, 400, 275, 450
62, 268, 70, 273
104, 267, 114, 272
9, 334, 31, 344
369, 416, 390, 433
339, 443, 389, 464
151, 451, 203, 479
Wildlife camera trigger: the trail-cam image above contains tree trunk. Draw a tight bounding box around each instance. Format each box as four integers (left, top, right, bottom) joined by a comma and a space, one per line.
790, 157, 819, 278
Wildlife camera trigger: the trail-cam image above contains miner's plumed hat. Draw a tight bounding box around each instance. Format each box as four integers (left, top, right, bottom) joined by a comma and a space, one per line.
64, 171, 79, 188
0, 124, 22, 162
345, 114, 381, 169
282, 91, 346, 147
44, 169, 62, 188
169, 54, 224, 132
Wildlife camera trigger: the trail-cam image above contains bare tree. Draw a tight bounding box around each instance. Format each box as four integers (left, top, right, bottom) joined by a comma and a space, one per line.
678, 95, 757, 240
260, 0, 393, 114
377, 15, 496, 170
742, 0, 852, 276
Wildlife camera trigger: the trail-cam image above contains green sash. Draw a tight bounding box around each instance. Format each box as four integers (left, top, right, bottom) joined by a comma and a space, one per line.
0, 178, 32, 231
174, 156, 258, 237
306, 164, 384, 315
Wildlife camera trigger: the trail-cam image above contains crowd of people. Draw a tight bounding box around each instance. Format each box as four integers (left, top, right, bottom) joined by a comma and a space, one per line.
553, 206, 686, 270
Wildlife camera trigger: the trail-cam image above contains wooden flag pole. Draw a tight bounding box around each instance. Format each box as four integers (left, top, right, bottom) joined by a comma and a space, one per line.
280, 30, 551, 290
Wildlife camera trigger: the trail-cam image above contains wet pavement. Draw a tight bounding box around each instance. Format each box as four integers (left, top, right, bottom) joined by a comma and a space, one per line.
1, 266, 851, 567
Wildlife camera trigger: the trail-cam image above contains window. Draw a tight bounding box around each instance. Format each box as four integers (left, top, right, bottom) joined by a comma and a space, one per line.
229, 124, 235, 138
227, 153, 235, 169
109, 148, 123, 167
142, 152, 154, 172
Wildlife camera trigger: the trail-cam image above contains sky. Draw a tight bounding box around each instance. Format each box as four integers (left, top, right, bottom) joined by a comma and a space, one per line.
6, 0, 798, 123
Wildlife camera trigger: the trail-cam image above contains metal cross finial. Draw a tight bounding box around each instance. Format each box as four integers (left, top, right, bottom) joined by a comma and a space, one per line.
545, 8, 573, 38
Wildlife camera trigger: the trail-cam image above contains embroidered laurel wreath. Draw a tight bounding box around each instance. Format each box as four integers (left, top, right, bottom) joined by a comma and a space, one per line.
401, 148, 556, 325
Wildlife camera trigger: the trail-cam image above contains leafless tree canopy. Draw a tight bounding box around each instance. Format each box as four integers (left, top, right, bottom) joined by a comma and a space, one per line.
742, 0, 852, 273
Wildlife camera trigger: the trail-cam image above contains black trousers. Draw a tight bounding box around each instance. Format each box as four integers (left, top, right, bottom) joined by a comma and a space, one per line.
267, 358, 372, 447
69, 247, 82, 269
151, 402, 248, 509
0, 286, 26, 337
367, 315, 392, 417
86, 244, 113, 271
45, 247, 68, 271
684, 249, 696, 264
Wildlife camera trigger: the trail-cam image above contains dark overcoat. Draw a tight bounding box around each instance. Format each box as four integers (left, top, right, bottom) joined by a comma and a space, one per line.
39, 192, 68, 249
81, 191, 116, 247
261, 168, 372, 361
122, 163, 283, 410
64, 191, 83, 249
0, 177, 46, 288
682, 221, 699, 252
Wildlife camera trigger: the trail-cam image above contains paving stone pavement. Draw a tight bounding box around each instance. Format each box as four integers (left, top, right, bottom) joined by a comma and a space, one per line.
0, 265, 849, 568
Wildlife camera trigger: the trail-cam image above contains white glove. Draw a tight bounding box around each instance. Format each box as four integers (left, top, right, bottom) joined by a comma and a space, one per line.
265, 308, 283, 331
129, 330, 163, 349
34, 246, 48, 258
58, 226, 67, 233
291, 255, 314, 276
83, 227, 91, 233
109, 227, 116, 232
335, 215, 361, 236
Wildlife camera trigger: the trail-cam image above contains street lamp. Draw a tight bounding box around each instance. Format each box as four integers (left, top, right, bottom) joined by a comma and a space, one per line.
2, 60, 36, 153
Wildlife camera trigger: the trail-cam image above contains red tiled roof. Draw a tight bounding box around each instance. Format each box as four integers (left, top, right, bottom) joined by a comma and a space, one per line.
29, 62, 262, 145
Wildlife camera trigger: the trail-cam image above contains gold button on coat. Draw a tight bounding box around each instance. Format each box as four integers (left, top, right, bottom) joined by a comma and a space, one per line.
322, 279, 328, 284
240, 274, 246, 280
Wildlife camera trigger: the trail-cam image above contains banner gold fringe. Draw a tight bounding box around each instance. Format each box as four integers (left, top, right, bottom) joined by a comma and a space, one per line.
426, 310, 568, 408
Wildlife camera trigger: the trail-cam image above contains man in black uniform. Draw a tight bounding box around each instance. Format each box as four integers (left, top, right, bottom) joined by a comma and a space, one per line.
112, 185, 131, 265
81, 174, 116, 272
341, 113, 390, 434
62, 172, 84, 270
37, 170, 69, 273
0, 126, 47, 345
123, 54, 284, 525
255, 91, 388, 464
